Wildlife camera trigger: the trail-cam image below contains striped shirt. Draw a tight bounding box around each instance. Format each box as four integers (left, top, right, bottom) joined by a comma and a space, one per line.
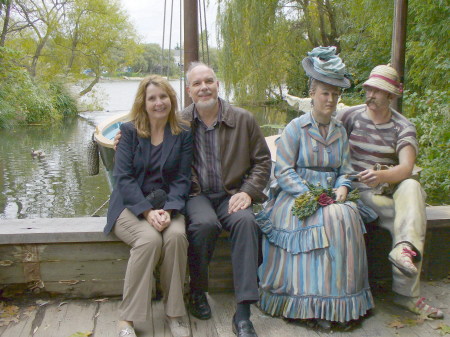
337, 105, 418, 188
192, 107, 223, 193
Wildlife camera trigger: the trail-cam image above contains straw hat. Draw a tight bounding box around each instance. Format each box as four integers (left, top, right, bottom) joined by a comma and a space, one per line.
302, 46, 351, 88
363, 64, 403, 96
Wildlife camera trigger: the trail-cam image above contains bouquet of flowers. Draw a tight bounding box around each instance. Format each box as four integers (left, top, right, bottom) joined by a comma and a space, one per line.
292, 176, 359, 220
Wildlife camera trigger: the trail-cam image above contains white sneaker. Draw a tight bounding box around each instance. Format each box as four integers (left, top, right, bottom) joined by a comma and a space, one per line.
118, 326, 137, 337
388, 243, 418, 277
165, 316, 190, 337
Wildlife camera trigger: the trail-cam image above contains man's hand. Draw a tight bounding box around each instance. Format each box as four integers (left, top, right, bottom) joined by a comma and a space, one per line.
228, 192, 252, 214
334, 186, 348, 202
143, 209, 171, 232
113, 130, 122, 151
359, 169, 381, 188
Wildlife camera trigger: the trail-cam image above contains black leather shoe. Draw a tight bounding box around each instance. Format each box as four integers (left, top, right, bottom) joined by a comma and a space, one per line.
189, 292, 211, 320
232, 315, 258, 337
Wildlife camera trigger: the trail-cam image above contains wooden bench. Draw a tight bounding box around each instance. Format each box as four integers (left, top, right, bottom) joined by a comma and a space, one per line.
0, 206, 448, 298
0, 217, 234, 297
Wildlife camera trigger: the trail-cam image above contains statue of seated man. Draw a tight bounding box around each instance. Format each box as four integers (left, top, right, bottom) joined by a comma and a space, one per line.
337, 64, 443, 319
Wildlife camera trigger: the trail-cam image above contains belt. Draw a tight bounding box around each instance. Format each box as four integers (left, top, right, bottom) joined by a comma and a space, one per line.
306, 167, 335, 172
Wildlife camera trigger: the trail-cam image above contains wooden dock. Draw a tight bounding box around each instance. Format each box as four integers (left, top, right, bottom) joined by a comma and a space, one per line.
0, 279, 449, 337
0, 208, 449, 336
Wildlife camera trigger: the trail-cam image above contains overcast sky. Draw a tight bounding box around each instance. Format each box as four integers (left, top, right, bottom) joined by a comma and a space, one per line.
119, 0, 218, 48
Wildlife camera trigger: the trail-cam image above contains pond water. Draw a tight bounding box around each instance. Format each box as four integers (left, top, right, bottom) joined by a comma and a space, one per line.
0, 79, 296, 219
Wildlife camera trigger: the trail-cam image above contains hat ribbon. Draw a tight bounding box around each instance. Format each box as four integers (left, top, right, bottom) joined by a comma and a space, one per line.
369, 74, 403, 93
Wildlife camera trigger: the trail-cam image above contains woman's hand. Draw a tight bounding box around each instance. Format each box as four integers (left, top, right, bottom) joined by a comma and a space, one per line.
334, 186, 348, 202
143, 209, 171, 232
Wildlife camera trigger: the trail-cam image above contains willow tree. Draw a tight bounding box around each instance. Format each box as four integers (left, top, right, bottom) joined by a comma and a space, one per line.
218, 0, 346, 103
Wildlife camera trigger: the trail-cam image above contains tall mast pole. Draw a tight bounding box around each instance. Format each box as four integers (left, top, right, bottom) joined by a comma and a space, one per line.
391, 0, 408, 113
184, 0, 199, 107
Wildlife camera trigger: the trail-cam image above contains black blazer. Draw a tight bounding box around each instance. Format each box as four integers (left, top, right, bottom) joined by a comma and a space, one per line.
104, 121, 193, 234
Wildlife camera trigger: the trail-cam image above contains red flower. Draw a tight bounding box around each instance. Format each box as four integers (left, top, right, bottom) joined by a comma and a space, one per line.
318, 193, 335, 206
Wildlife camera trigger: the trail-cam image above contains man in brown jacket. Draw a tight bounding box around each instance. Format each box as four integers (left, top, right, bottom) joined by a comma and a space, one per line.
182, 62, 271, 337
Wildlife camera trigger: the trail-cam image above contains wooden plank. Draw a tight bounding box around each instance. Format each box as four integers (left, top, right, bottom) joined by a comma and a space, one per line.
0, 217, 116, 244
188, 293, 219, 337
93, 299, 120, 337
43, 279, 124, 298
38, 242, 130, 261
0, 245, 23, 263
39, 260, 127, 281
33, 300, 96, 337
0, 265, 27, 284
425, 205, 450, 227
149, 299, 172, 337
207, 293, 236, 337
0, 306, 36, 337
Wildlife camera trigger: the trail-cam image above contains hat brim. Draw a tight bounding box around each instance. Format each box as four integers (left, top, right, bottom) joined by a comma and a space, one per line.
302, 57, 351, 89
363, 79, 401, 96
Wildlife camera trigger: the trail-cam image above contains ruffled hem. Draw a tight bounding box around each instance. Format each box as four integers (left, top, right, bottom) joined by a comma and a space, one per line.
258, 288, 374, 322
256, 210, 329, 254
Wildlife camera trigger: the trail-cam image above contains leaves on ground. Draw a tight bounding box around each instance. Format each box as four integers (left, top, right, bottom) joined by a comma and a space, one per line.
0, 302, 20, 327
434, 323, 450, 336
388, 319, 405, 329
68, 332, 93, 337
387, 315, 431, 329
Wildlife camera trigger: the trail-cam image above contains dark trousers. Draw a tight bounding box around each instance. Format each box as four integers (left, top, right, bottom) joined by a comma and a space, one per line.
186, 192, 259, 303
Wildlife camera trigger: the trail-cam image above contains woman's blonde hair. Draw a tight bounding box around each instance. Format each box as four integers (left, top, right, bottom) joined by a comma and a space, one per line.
131, 75, 183, 138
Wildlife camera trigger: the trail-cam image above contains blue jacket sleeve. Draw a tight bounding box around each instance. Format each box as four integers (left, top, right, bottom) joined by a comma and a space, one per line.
113, 123, 152, 217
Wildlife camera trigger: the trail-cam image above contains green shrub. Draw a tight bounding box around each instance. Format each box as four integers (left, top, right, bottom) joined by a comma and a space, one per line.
0, 47, 78, 127
404, 90, 450, 205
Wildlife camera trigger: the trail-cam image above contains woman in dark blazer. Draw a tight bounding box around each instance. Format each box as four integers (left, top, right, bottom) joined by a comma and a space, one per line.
105, 75, 192, 337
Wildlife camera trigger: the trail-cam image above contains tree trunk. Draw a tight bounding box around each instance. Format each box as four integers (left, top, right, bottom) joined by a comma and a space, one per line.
30, 33, 50, 77
79, 74, 100, 97
0, 0, 12, 47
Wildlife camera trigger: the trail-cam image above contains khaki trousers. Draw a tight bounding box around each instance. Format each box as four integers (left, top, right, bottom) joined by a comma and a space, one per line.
114, 208, 188, 321
360, 179, 427, 297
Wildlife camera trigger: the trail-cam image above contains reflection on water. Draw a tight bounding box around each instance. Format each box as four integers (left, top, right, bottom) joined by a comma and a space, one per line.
0, 80, 294, 219
0, 118, 110, 219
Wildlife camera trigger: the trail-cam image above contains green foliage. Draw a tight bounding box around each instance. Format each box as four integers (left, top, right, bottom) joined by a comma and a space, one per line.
218, 0, 292, 103
0, 47, 77, 127
405, 90, 450, 204
49, 81, 78, 117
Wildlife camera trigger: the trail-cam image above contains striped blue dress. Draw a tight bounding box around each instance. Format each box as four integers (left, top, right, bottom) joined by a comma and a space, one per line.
256, 112, 374, 322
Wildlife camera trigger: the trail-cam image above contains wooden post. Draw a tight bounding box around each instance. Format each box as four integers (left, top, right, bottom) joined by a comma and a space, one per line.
184, 0, 199, 107
391, 0, 408, 113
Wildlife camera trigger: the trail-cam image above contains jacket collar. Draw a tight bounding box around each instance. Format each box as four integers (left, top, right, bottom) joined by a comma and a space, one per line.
301, 112, 343, 146
184, 97, 235, 128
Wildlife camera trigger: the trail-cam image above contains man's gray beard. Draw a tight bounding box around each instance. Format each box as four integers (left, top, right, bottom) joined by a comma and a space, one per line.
196, 98, 217, 110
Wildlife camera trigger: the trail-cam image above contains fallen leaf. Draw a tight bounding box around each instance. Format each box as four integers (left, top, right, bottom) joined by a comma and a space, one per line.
435, 323, 450, 336
388, 320, 405, 329
68, 332, 93, 337
36, 300, 49, 307
58, 280, 80, 285
94, 298, 108, 303
58, 302, 68, 307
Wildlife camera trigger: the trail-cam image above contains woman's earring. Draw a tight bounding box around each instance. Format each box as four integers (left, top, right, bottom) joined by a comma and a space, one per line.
310, 99, 314, 107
